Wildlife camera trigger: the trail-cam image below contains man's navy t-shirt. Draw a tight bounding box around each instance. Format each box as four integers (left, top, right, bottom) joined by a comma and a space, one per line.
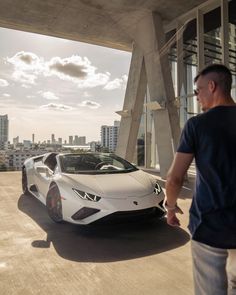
177, 106, 236, 248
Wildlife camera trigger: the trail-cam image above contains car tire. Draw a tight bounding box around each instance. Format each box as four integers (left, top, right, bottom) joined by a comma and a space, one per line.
22, 167, 30, 196
46, 183, 63, 223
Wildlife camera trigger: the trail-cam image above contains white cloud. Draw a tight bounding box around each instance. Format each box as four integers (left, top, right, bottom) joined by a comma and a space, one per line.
7, 52, 111, 89
39, 103, 73, 111
122, 74, 128, 83
46, 55, 110, 88
3, 93, 10, 97
78, 100, 101, 109
7, 51, 43, 72
104, 74, 128, 90
39, 91, 59, 100
7, 52, 43, 85
12, 70, 37, 85
47, 56, 87, 79
0, 79, 9, 87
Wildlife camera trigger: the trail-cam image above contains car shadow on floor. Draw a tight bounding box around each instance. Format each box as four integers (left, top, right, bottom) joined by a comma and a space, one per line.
18, 194, 190, 263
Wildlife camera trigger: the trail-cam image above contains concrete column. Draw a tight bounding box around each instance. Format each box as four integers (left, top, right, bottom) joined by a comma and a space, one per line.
197, 8, 205, 71
177, 22, 187, 128
221, 0, 229, 66
145, 131, 152, 168
134, 12, 181, 178
196, 8, 204, 114
116, 44, 147, 162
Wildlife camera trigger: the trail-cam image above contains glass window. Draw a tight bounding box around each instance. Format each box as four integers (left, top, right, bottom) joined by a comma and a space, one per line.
59, 153, 138, 174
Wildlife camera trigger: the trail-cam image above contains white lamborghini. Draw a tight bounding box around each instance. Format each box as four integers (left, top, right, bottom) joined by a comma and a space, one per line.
22, 152, 166, 225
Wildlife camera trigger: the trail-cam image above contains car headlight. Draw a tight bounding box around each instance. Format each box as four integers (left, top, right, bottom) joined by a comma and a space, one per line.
72, 188, 101, 202
154, 182, 162, 195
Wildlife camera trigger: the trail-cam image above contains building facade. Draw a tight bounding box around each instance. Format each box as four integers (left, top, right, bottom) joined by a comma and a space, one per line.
3, 149, 47, 171
101, 121, 120, 152
117, 0, 236, 175
0, 115, 9, 149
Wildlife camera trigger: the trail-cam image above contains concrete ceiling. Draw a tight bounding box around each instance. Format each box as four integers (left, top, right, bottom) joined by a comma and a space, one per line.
0, 0, 207, 51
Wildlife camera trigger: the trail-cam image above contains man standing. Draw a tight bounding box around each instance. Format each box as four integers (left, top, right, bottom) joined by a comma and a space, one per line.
165, 64, 236, 295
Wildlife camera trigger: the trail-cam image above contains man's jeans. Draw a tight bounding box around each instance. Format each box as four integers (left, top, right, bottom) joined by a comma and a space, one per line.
191, 240, 236, 295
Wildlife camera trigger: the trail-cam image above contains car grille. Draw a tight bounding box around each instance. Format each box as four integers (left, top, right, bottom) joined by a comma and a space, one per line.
92, 206, 166, 225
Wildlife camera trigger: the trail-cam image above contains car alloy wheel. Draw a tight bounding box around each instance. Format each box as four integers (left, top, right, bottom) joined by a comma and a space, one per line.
46, 184, 63, 223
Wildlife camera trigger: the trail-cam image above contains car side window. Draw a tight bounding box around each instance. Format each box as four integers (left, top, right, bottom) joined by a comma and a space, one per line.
44, 153, 57, 171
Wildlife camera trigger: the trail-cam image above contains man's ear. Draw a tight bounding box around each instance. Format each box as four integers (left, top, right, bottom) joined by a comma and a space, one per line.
209, 80, 217, 93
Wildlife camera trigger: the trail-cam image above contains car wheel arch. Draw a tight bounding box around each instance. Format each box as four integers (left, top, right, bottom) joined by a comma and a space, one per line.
46, 182, 63, 223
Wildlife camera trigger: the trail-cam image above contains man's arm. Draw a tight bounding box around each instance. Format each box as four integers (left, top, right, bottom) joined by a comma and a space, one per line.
165, 152, 194, 226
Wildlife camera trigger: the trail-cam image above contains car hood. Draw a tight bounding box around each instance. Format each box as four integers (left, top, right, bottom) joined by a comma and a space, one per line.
62, 170, 155, 198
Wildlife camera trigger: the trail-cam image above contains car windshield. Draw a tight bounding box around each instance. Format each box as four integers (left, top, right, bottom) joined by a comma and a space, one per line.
59, 153, 138, 174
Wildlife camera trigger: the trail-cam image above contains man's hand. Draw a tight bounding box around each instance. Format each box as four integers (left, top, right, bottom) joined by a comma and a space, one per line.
166, 206, 184, 227
165, 152, 193, 227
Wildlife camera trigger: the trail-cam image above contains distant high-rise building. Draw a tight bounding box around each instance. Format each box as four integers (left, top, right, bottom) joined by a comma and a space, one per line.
0, 115, 9, 149
58, 137, 62, 145
51, 134, 55, 144
23, 140, 31, 149
101, 121, 120, 152
69, 136, 73, 145
73, 135, 86, 145
78, 136, 86, 145
13, 136, 19, 148
114, 120, 120, 127
74, 135, 79, 145
32, 134, 35, 143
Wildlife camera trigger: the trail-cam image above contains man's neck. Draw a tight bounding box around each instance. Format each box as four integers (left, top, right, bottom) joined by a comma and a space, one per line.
212, 95, 236, 108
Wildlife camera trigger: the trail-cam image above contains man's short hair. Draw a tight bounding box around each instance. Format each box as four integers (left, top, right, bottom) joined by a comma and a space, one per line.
194, 64, 232, 94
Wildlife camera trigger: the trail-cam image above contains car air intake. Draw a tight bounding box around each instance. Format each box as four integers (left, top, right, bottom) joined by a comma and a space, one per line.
71, 207, 100, 220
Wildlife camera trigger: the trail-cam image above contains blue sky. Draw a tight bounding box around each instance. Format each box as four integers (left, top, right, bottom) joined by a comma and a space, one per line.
0, 27, 131, 143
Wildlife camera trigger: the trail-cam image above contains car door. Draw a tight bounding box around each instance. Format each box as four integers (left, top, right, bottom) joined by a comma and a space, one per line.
34, 166, 53, 200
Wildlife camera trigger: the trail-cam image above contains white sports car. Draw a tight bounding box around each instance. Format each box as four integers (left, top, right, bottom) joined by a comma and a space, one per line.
22, 152, 166, 225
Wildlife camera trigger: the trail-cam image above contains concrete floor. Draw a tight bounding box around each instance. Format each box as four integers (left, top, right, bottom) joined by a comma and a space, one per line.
0, 171, 195, 295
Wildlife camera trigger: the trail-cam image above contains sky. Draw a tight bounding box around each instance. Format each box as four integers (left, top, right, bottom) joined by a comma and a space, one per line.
0, 27, 131, 144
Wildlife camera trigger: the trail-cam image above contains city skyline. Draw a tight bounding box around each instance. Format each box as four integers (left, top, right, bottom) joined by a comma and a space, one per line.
13, 133, 89, 145
12, 133, 88, 145
10, 119, 121, 145
0, 27, 131, 143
